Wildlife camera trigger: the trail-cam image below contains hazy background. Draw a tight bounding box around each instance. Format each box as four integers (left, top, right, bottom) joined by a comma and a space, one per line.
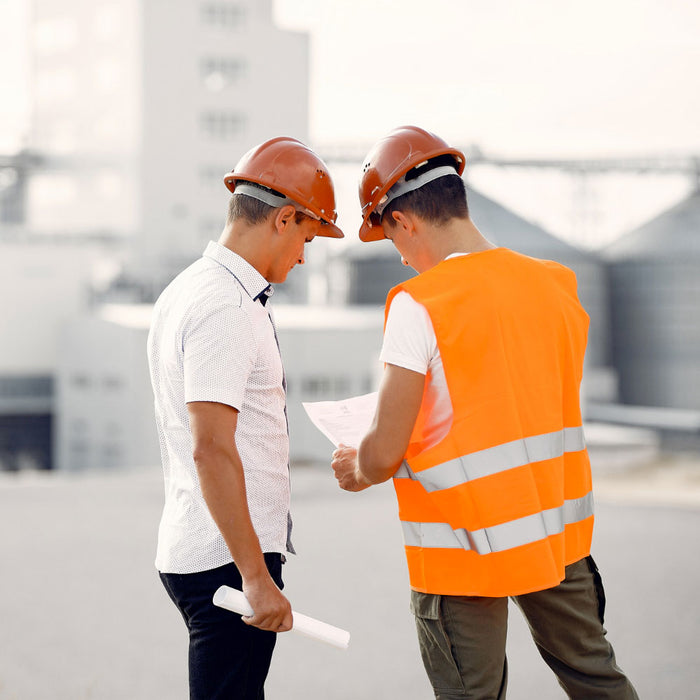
2, 0, 699, 244
1, 1, 700, 698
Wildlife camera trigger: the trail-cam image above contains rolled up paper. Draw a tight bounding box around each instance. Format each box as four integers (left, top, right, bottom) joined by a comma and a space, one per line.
212, 586, 350, 650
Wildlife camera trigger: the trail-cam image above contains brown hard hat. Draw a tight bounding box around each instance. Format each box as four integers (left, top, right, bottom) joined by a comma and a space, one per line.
358, 126, 465, 242
224, 137, 343, 238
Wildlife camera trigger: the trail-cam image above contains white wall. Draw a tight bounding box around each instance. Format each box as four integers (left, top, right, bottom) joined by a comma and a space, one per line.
276, 305, 385, 463
27, 0, 141, 232
55, 303, 384, 470
55, 308, 158, 471
27, 0, 310, 280
0, 238, 113, 374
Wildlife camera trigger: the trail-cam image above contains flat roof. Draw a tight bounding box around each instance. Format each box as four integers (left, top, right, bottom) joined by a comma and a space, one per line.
97, 303, 384, 331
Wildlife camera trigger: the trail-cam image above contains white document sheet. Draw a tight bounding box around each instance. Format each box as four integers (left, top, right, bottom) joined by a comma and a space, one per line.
302, 392, 378, 448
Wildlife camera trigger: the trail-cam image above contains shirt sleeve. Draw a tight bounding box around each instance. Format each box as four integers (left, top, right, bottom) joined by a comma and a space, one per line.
183, 302, 256, 410
379, 291, 437, 375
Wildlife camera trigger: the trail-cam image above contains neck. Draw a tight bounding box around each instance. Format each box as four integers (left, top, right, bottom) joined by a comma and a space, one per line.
424, 217, 496, 266
218, 221, 274, 279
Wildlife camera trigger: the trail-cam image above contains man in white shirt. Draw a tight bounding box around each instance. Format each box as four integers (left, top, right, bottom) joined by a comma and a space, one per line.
147, 137, 343, 699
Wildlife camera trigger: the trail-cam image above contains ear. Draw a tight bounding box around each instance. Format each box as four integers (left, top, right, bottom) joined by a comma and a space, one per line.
391, 210, 416, 237
273, 204, 297, 235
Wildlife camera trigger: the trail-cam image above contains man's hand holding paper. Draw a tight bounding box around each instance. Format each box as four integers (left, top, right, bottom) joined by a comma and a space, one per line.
331, 445, 372, 492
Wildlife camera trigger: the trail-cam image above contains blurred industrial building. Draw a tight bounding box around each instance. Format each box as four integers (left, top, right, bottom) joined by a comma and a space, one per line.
0, 1, 699, 471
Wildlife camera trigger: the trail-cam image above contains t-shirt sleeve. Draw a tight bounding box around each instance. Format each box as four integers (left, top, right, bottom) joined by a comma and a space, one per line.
183, 302, 256, 410
379, 291, 436, 375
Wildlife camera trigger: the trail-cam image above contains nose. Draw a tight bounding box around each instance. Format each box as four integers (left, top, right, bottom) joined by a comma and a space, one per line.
297, 249, 306, 265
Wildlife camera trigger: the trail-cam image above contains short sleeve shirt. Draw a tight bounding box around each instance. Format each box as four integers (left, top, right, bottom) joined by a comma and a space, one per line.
379, 254, 470, 450
147, 241, 290, 574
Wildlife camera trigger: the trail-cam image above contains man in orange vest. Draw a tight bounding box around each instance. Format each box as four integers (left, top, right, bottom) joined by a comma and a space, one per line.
331, 126, 638, 699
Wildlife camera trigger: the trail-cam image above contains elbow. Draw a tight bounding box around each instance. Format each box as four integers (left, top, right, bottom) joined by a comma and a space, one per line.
191, 440, 226, 476
358, 435, 404, 484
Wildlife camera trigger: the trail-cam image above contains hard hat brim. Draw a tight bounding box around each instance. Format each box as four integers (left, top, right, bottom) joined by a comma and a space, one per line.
319, 222, 345, 239
359, 219, 387, 242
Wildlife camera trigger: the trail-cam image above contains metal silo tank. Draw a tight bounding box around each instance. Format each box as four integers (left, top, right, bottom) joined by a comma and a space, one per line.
604, 189, 700, 410
468, 187, 610, 369
345, 241, 415, 305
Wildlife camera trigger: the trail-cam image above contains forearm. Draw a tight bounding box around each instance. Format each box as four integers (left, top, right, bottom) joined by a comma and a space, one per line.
355, 363, 424, 485
195, 445, 268, 583
187, 401, 291, 631
357, 429, 404, 485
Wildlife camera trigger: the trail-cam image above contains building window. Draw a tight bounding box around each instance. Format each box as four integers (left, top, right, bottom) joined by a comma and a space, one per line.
201, 56, 245, 91
36, 68, 78, 104
200, 112, 246, 139
201, 3, 246, 28
71, 374, 92, 389
93, 6, 122, 41
69, 440, 89, 456
0, 376, 53, 398
300, 375, 352, 399
102, 442, 123, 465
103, 376, 124, 391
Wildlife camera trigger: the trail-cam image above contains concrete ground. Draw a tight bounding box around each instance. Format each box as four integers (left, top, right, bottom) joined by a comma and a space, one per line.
1, 446, 699, 699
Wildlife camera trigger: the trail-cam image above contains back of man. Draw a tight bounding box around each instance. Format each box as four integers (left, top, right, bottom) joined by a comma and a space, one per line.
385, 248, 594, 597
332, 125, 638, 700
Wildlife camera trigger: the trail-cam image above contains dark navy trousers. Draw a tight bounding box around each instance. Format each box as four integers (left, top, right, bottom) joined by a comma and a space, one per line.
160, 553, 284, 700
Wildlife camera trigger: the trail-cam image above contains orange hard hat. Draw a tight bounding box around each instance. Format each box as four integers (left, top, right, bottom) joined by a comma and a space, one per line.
358, 126, 466, 242
224, 137, 343, 238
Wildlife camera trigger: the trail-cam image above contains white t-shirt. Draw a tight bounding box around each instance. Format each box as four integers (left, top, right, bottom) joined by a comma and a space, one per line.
379, 254, 469, 450
148, 241, 290, 574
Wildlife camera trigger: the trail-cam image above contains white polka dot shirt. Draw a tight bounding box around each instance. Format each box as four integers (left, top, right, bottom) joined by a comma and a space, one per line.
147, 241, 291, 574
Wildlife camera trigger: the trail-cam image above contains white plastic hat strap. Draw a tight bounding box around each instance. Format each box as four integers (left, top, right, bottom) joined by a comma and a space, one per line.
234, 182, 295, 208
375, 164, 458, 217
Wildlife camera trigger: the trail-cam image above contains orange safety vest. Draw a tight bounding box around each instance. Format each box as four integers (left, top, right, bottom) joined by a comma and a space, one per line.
387, 248, 593, 597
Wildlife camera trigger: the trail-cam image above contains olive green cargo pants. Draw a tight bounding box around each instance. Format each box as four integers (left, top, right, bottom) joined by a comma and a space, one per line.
410, 556, 638, 699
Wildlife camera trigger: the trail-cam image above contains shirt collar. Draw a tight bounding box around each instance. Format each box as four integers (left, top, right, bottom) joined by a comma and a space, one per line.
444, 252, 470, 260
203, 241, 272, 303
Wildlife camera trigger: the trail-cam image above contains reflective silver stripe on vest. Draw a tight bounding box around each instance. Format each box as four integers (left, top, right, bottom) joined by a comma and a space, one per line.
394, 427, 586, 491
401, 492, 594, 555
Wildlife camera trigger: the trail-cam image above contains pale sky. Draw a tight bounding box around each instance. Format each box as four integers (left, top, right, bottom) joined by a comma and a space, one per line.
0, 0, 29, 151
1, 0, 698, 245
2, 0, 699, 156
273, 0, 700, 157
272, 0, 700, 245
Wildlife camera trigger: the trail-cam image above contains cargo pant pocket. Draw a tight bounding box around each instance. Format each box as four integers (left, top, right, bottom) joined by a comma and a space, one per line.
410, 590, 466, 697
585, 555, 607, 625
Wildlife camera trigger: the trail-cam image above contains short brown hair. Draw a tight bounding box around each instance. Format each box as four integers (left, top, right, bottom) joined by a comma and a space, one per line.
227, 190, 275, 225
226, 184, 311, 226
382, 158, 469, 230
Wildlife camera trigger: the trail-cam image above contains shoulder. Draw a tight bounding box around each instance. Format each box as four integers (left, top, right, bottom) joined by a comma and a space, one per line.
386, 290, 431, 327
499, 249, 578, 286
179, 267, 255, 341
537, 257, 578, 289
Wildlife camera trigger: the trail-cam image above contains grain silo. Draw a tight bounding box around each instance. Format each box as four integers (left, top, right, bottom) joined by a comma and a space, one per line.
344, 185, 610, 372
345, 240, 414, 305
604, 189, 700, 410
